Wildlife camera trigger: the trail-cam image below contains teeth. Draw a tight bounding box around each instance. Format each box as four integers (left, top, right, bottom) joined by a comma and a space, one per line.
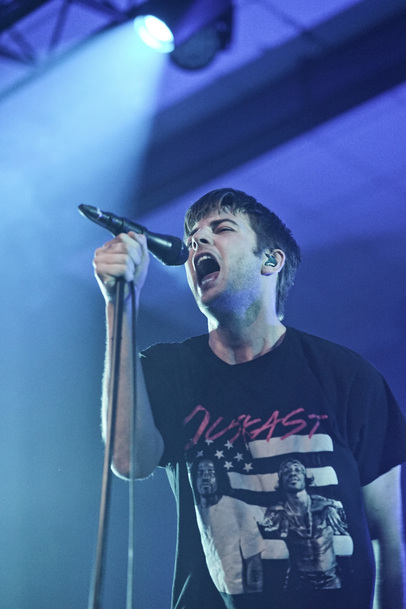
196, 254, 213, 268
195, 254, 220, 285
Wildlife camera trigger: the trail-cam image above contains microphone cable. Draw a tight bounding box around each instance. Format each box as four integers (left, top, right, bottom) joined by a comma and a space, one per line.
126, 280, 137, 609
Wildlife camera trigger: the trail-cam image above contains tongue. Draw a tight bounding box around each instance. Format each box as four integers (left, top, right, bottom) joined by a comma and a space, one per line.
201, 271, 219, 286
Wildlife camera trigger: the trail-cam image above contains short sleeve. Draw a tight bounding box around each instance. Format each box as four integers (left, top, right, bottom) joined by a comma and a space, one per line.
140, 345, 183, 467
347, 360, 406, 486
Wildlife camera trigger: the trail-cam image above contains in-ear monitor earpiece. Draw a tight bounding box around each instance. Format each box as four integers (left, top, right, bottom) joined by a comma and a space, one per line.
265, 253, 277, 267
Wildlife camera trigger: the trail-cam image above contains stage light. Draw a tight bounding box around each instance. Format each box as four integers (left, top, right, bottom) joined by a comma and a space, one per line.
133, 0, 233, 66
134, 14, 175, 53
171, 8, 232, 70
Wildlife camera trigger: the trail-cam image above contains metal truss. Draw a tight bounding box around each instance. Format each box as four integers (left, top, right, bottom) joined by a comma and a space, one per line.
0, 0, 144, 64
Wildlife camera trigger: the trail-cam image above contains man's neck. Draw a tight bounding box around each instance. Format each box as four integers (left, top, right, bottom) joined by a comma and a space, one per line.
286, 490, 310, 514
208, 313, 286, 365
200, 494, 220, 508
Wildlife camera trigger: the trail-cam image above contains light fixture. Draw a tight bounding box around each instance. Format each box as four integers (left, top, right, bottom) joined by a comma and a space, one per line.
134, 0, 233, 67
134, 13, 175, 53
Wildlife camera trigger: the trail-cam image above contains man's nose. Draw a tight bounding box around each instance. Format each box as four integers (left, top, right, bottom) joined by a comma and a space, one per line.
191, 227, 213, 250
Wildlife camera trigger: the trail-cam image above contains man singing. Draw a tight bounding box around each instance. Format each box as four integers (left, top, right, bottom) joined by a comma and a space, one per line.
92, 188, 406, 609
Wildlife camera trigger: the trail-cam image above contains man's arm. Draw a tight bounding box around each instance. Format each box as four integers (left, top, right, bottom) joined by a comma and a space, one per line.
362, 466, 405, 609
94, 231, 164, 480
244, 553, 263, 593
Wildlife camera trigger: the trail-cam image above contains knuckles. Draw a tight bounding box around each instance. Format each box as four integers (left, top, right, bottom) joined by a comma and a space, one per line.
92, 233, 149, 289
94, 233, 146, 263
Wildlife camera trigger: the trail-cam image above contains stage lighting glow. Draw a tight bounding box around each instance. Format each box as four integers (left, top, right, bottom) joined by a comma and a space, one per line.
134, 15, 175, 53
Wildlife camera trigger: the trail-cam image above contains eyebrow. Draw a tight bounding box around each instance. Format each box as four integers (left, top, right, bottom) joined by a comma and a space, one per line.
187, 217, 239, 239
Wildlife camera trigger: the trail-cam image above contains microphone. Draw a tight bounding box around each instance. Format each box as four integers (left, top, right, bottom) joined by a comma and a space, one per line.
78, 204, 188, 266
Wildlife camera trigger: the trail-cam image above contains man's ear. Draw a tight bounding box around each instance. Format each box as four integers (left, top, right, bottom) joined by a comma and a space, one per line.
262, 250, 285, 275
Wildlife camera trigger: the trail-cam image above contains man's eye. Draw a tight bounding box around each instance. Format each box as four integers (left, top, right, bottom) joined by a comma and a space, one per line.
217, 226, 233, 233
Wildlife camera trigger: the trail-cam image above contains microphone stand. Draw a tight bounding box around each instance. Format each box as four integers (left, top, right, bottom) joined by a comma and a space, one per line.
88, 277, 129, 609
78, 203, 186, 608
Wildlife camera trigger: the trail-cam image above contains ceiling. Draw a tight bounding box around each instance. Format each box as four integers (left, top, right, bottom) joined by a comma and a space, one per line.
0, 1, 405, 608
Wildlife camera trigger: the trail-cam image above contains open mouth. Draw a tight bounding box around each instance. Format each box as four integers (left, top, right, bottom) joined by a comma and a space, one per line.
195, 254, 220, 286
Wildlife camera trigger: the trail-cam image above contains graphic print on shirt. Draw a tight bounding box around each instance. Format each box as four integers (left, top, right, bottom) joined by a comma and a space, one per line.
184, 404, 354, 597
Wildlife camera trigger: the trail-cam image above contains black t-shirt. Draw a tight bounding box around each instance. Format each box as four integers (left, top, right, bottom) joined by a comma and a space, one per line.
141, 327, 406, 609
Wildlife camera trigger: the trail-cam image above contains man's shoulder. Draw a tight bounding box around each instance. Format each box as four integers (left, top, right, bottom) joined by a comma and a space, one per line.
141, 334, 208, 359
287, 327, 369, 368
310, 494, 343, 510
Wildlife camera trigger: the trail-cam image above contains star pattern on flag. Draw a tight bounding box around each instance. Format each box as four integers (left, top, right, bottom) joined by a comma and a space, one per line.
187, 437, 257, 476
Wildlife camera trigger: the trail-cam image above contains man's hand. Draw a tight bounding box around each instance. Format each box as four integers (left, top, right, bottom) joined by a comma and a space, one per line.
93, 231, 149, 302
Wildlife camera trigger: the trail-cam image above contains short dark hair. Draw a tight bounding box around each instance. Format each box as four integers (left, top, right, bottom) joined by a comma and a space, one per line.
189, 457, 233, 505
184, 188, 301, 319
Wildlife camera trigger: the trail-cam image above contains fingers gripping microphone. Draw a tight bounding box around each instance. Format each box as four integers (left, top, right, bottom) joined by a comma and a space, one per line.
78, 205, 188, 266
